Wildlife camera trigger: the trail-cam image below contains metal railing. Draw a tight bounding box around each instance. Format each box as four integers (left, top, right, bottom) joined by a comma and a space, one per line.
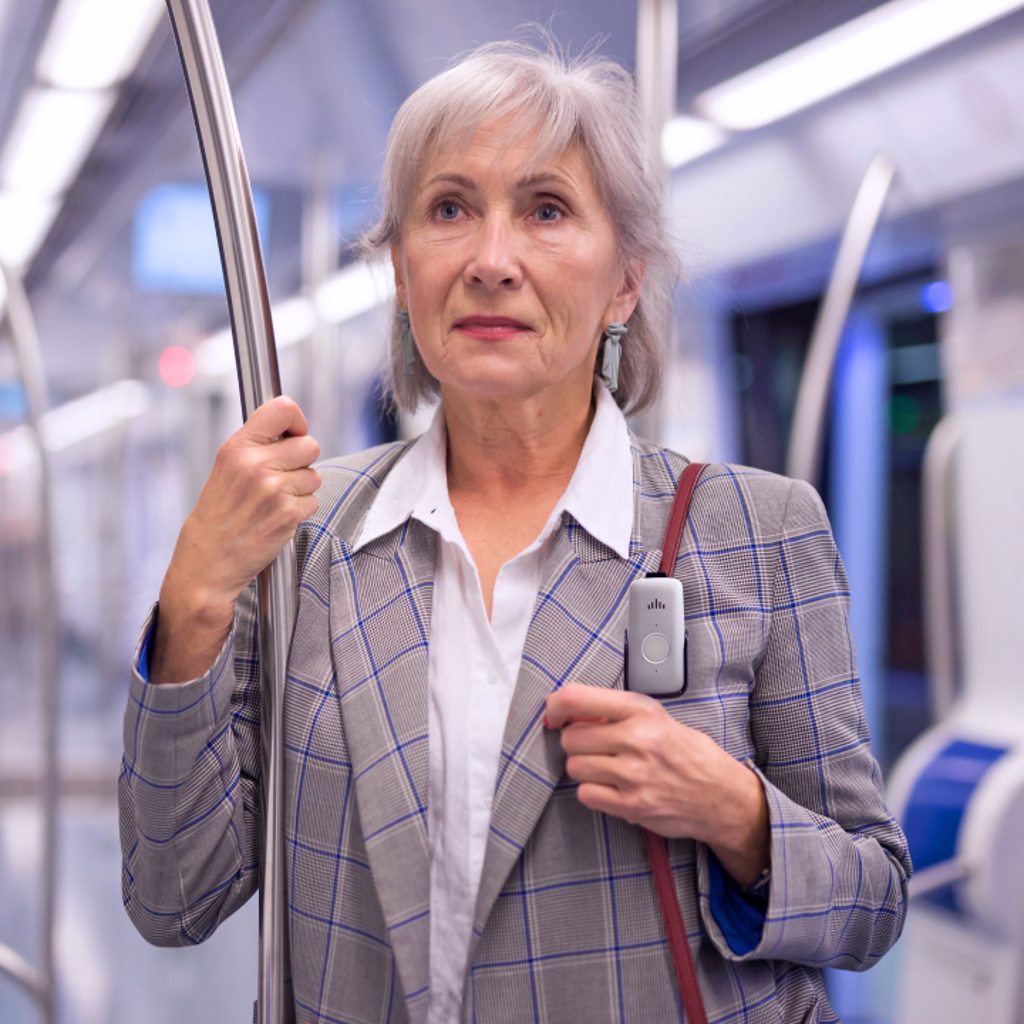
920, 414, 963, 722
163, 2, 297, 1021
786, 154, 895, 486
0, 263, 59, 1024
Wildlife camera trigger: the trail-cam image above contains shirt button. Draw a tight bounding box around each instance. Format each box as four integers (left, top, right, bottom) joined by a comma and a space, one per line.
488, 672, 502, 687
485, 794, 493, 809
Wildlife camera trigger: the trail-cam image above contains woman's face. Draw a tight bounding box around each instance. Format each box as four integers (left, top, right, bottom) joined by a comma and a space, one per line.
391, 117, 641, 411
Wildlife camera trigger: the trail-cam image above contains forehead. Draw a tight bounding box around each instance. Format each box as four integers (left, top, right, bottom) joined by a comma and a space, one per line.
416, 114, 598, 194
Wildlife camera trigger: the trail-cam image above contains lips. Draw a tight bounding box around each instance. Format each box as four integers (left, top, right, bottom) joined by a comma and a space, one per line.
452, 314, 532, 340
454, 315, 531, 329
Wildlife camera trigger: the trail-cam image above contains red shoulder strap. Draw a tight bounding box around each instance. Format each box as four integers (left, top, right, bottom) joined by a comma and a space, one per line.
646, 461, 709, 1023
659, 462, 707, 577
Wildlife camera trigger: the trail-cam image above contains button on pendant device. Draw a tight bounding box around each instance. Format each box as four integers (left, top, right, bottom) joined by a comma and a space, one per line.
641, 631, 671, 664
626, 576, 686, 697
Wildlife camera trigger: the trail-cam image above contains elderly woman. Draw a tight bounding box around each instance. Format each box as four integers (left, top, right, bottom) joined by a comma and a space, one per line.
120, 42, 910, 1024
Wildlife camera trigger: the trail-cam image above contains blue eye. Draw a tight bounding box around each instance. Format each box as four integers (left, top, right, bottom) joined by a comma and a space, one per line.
436, 201, 461, 220
536, 203, 562, 222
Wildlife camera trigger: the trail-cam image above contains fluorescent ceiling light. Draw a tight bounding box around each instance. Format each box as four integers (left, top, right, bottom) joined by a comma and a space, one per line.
661, 115, 727, 168
36, 0, 165, 90
696, 0, 1024, 130
195, 262, 393, 379
196, 297, 318, 377
0, 380, 152, 476
314, 261, 395, 324
0, 192, 61, 267
42, 379, 151, 451
0, 88, 114, 196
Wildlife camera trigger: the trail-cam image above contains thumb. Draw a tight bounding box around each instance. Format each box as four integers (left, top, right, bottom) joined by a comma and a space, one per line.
241, 396, 308, 445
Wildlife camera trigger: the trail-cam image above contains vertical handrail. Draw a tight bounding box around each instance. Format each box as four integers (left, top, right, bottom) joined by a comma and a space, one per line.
301, 161, 339, 448
920, 414, 963, 721
0, 263, 59, 1024
162, 3, 296, 1022
634, 0, 678, 443
786, 154, 895, 485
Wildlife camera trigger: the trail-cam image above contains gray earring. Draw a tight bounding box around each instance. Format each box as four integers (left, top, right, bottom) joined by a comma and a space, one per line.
397, 308, 416, 376
601, 322, 627, 394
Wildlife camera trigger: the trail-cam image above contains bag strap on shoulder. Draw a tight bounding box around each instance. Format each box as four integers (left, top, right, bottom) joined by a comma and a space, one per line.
644, 460, 709, 1024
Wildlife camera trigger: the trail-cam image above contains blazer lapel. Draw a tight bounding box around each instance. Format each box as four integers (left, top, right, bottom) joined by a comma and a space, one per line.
330, 519, 435, 1008
472, 520, 662, 935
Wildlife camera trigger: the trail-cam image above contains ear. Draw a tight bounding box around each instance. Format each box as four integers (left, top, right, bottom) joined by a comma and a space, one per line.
390, 244, 407, 308
607, 260, 645, 325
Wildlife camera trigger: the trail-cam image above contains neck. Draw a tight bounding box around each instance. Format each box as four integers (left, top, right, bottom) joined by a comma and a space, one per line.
442, 382, 596, 500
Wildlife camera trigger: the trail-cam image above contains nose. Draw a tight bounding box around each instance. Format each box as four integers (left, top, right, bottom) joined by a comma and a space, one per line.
464, 213, 523, 291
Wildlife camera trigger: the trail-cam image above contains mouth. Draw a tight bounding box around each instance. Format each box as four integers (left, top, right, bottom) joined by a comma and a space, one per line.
452, 315, 532, 339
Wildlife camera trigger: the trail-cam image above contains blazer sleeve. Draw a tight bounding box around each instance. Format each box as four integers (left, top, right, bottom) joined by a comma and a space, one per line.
697, 477, 911, 970
118, 580, 263, 946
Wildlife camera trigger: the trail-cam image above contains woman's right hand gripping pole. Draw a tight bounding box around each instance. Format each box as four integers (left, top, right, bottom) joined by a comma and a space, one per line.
149, 395, 320, 684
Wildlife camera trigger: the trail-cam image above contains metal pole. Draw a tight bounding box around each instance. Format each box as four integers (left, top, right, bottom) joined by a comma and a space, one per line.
786, 154, 895, 485
634, 0, 678, 444
302, 160, 339, 448
921, 414, 963, 721
0, 262, 59, 1024
162, 3, 296, 1022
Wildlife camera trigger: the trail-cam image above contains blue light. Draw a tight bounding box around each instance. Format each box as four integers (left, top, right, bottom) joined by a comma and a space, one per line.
0, 382, 27, 421
920, 280, 953, 314
132, 182, 271, 294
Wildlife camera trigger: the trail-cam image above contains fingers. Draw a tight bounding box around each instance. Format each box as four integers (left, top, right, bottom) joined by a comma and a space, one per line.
563, 753, 622, 787
544, 681, 649, 730
575, 782, 635, 821
297, 493, 320, 521
268, 435, 321, 473
242, 395, 310, 445
283, 467, 322, 497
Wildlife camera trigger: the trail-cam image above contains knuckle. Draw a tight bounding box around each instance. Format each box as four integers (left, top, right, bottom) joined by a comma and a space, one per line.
632, 789, 656, 817
630, 718, 661, 751
255, 471, 279, 500
621, 759, 646, 789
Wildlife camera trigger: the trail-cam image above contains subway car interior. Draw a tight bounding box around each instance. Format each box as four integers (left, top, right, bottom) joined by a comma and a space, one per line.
1, 0, 1023, 1021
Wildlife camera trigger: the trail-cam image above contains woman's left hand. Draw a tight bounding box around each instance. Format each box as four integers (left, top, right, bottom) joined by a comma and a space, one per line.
544, 682, 770, 887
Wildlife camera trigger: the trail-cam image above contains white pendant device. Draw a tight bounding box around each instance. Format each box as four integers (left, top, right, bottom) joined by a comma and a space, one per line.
626, 575, 686, 697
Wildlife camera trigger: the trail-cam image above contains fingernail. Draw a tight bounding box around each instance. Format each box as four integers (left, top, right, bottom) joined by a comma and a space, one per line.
542, 713, 551, 729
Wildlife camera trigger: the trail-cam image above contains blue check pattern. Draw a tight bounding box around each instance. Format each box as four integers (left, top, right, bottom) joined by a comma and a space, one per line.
120, 438, 910, 1023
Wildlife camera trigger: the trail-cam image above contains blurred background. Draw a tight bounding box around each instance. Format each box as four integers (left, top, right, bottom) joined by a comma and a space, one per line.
1, 0, 1023, 1021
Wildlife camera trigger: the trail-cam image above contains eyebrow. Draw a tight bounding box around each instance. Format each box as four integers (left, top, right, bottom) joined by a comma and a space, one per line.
421, 170, 578, 193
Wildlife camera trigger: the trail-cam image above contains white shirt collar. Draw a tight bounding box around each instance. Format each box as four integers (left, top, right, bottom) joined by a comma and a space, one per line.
352, 385, 633, 559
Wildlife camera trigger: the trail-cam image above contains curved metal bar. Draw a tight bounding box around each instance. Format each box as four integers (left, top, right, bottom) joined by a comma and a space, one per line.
163, 4, 296, 1021
0, 943, 48, 1008
786, 154, 895, 485
907, 857, 969, 900
1, 262, 58, 1024
921, 414, 964, 721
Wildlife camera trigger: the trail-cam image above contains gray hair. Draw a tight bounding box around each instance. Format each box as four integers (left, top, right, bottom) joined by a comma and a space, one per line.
361, 40, 677, 415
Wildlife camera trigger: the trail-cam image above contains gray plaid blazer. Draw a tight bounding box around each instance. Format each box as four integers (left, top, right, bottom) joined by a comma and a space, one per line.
120, 437, 910, 1023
